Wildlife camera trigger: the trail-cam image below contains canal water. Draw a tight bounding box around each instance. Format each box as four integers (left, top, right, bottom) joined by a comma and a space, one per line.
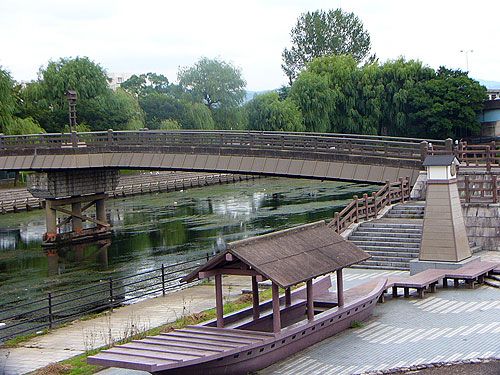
0, 178, 377, 307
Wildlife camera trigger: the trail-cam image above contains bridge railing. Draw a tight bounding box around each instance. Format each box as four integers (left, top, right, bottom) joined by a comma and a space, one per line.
0, 130, 448, 163
329, 177, 411, 234
459, 173, 499, 204
427, 140, 500, 171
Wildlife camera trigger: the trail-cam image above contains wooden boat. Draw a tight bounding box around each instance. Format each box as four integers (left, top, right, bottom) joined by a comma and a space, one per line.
88, 221, 385, 374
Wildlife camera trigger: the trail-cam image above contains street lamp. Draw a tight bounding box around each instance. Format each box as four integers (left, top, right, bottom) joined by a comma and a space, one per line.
459, 49, 473, 72
65, 90, 77, 133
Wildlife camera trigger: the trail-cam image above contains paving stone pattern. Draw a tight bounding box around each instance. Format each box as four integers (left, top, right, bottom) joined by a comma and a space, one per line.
260, 267, 500, 375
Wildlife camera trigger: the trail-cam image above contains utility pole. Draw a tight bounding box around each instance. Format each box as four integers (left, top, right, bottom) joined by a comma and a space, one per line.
460, 49, 473, 72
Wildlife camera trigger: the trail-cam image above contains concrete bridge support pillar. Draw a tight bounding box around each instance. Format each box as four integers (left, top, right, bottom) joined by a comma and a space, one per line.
28, 169, 119, 246
71, 202, 83, 233
45, 201, 57, 241
96, 198, 106, 223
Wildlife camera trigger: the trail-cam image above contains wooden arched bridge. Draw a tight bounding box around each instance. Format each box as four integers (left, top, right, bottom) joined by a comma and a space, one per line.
0, 130, 452, 184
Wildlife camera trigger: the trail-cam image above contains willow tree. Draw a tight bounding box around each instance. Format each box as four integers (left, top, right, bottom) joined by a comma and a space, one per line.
282, 8, 371, 84
246, 92, 304, 132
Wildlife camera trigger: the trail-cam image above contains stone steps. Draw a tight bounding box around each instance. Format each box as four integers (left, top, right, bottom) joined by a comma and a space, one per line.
350, 235, 421, 243
484, 277, 500, 288
352, 231, 422, 239
349, 202, 425, 271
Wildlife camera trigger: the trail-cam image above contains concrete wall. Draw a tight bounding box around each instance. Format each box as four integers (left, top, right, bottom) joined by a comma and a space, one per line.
28, 169, 120, 199
480, 121, 500, 137
462, 204, 500, 251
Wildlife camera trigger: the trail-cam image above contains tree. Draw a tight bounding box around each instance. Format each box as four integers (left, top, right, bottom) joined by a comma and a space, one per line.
178, 57, 246, 111
0, 68, 16, 132
4, 117, 45, 135
282, 9, 371, 84
80, 88, 145, 131
377, 58, 435, 135
246, 92, 304, 132
121, 72, 170, 97
406, 67, 486, 139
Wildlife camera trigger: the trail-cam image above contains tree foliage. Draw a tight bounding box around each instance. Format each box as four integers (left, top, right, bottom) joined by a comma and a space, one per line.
289, 56, 486, 138
0, 68, 16, 132
406, 67, 485, 139
121, 73, 170, 97
246, 92, 304, 132
17, 57, 145, 132
282, 9, 371, 84
178, 57, 246, 111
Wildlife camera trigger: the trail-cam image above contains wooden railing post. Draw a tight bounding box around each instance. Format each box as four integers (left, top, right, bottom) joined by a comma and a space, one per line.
71, 131, 78, 148
363, 193, 369, 220
0, 133, 4, 150
354, 195, 359, 223
107, 129, 114, 146
420, 141, 428, 162
492, 175, 498, 203
385, 181, 391, 206
445, 138, 453, 153
333, 212, 340, 233
464, 176, 470, 203
372, 192, 378, 218
400, 178, 405, 203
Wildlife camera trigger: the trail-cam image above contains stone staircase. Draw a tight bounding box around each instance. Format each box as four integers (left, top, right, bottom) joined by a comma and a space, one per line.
349, 202, 425, 270
485, 268, 500, 288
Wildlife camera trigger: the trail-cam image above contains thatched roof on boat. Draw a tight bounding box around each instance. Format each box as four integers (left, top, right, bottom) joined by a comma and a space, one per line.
183, 220, 369, 288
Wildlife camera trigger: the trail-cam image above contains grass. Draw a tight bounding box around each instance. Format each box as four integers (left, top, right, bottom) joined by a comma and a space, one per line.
2, 330, 49, 348
32, 286, 275, 374
349, 320, 364, 329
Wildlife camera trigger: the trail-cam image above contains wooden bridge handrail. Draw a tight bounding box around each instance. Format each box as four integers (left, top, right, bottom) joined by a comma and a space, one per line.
0, 130, 443, 156
328, 177, 411, 234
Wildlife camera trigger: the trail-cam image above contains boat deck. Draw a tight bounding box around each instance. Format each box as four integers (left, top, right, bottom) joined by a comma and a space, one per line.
88, 326, 274, 371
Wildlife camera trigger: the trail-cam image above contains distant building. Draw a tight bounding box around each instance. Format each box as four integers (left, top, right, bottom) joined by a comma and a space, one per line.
486, 89, 500, 101
107, 72, 134, 90
479, 99, 500, 138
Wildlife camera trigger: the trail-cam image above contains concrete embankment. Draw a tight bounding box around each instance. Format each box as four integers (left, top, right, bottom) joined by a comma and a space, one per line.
0, 172, 256, 214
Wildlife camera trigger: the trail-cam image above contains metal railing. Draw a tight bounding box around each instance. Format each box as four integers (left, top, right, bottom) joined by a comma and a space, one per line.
0, 254, 212, 342
328, 177, 411, 234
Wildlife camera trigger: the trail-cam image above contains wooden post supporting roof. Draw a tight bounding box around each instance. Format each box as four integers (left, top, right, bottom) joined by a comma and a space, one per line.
272, 282, 281, 333
337, 269, 344, 307
215, 274, 224, 328
306, 279, 314, 321
285, 287, 291, 307
251, 276, 260, 320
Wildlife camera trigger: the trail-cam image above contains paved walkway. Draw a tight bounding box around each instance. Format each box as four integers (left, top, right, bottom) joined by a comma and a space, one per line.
1, 252, 498, 375
0, 276, 253, 375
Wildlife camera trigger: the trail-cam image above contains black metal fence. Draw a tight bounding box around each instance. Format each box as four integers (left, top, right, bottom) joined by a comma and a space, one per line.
0, 254, 211, 342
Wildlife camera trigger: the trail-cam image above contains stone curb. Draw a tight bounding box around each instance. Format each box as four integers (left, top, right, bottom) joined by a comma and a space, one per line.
358, 357, 499, 374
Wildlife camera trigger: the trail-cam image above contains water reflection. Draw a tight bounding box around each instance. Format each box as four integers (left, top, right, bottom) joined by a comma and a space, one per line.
0, 178, 377, 306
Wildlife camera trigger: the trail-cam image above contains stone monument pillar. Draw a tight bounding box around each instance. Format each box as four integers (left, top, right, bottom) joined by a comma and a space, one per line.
410, 155, 473, 274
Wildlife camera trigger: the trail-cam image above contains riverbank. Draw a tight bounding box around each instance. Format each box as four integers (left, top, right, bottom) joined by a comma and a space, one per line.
2, 253, 498, 374
0, 171, 256, 213
0, 275, 256, 374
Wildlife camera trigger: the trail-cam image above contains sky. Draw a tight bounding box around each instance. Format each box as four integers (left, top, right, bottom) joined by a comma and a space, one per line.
0, 0, 499, 91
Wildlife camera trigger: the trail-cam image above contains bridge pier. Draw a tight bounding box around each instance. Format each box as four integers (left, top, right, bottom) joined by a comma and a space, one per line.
28, 169, 119, 246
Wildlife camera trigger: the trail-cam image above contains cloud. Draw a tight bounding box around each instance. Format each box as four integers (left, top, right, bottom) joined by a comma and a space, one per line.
0, 0, 499, 90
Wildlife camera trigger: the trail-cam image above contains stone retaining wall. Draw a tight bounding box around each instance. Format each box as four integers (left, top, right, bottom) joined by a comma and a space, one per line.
463, 203, 500, 251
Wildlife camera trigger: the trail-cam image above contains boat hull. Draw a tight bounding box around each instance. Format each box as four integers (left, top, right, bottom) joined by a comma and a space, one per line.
154, 280, 385, 375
